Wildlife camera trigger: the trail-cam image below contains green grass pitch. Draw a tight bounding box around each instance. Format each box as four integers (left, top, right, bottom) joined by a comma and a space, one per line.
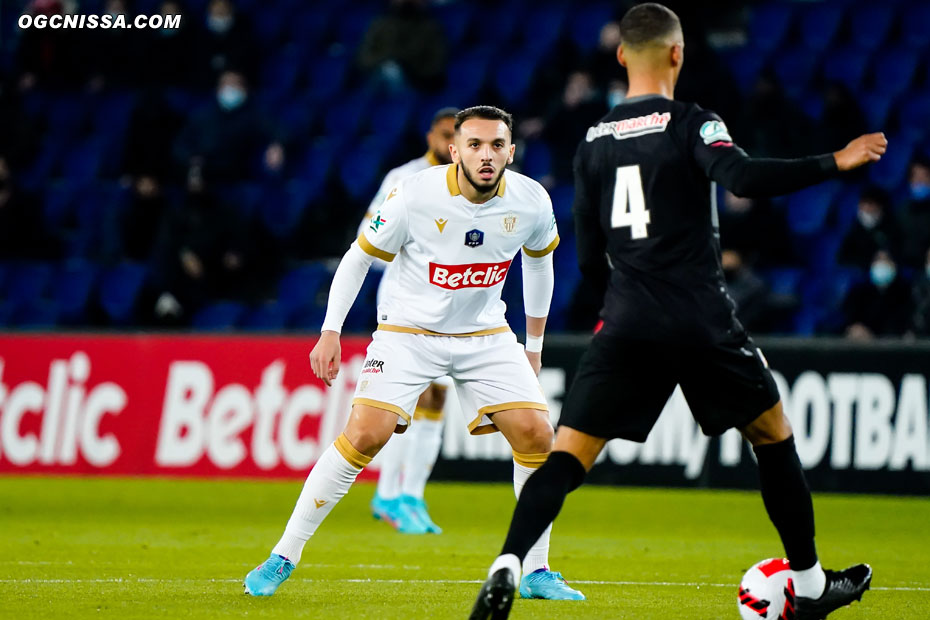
1, 476, 927, 619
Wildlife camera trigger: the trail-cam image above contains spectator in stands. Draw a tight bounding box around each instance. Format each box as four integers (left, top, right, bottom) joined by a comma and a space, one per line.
901, 157, 930, 269
910, 248, 930, 338
123, 89, 185, 182
842, 250, 912, 340
120, 176, 169, 263
144, 0, 197, 88
838, 186, 901, 271
721, 249, 772, 332
357, 0, 447, 92
736, 72, 813, 159
587, 21, 623, 86
173, 71, 284, 185
815, 82, 868, 156
718, 191, 793, 268
195, 0, 256, 84
85, 0, 139, 90
15, 0, 81, 90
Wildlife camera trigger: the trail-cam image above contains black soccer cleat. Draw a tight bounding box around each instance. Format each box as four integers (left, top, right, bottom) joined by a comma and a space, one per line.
796, 563, 872, 620
469, 568, 516, 620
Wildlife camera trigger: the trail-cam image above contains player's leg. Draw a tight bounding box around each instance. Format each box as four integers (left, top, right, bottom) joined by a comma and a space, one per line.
370, 423, 408, 525
244, 404, 399, 595
399, 381, 447, 533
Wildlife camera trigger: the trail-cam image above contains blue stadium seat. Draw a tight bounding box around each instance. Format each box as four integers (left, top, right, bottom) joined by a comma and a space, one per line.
276, 262, 331, 315
291, 139, 334, 198
342, 271, 381, 332
90, 92, 135, 137
898, 92, 930, 141
521, 140, 552, 181
324, 92, 369, 138
719, 48, 766, 93
241, 302, 288, 331
288, 7, 336, 54
253, 9, 288, 46
523, 4, 567, 55
53, 260, 98, 324
832, 184, 864, 233
493, 53, 538, 108
372, 96, 415, 142
58, 138, 104, 185
858, 91, 894, 131
761, 267, 804, 298
213, 182, 263, 220
870, 48, 919, 97
773, 49, 818, 99
4, 262, 52, 308
821, 47, 870, 90
801, 266, 864, 333
259, 180, 313, 239
20, 134, 70, 192
335, 6, 379, 49
45, 94, 88, 142
569, 3, 614, 54
97, 262, 147, 325
260, 46, 303, 104
287, 304, 328, 331
338, 138, 388, 202
868, 135, 913, 190
799, 3, 844, 52
549, 184, 574, 224
192, 302, 247, 331
12, 299, 60, 329
900, 2, 930, 48
850, 5, 895, 50
445, 47, 493, 103
786, 181, 840, 236
43, 180, 79, 228
308, 54, 350, 104
749, 4, 795, 53
798, 91, 824, 123
432, 2, 474, 47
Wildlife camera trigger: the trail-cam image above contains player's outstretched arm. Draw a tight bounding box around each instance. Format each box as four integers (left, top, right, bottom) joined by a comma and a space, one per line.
833, 133, 888, 171
522, 250, 554, 376
309, 242, 376, 386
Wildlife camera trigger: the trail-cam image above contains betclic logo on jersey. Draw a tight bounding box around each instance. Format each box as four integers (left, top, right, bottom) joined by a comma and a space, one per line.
429, 260, 512, 290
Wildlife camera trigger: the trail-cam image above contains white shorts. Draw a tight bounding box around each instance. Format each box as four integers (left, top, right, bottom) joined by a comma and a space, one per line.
352, 330, 547, 434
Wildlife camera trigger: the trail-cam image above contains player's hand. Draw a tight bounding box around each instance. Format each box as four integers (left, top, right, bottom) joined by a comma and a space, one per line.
310, 330, 341, 386
525, 350, 542, 376
834, 133, 887, 171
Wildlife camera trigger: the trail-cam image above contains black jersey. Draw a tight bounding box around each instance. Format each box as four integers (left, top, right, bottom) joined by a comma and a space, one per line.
573, 94, 838, 344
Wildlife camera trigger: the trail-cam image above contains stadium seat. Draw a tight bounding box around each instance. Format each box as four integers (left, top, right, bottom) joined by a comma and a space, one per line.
761, 267, 804, 298
253, 9, 288, 46
522, 4, 567, 56
12, 299, 60, 329
259, 180, 313, 239
798, 91, 824, 123
858, 91, 894, 131
241, 302, 288, 331
850, 4, 895, 50
371, 96, 415, 142
97, 262, 148, 325
897, 92, 930, 141
43, 180, 79, 229
821, 47, 871, 90
569, 3, 614, 54
192, 302, 247, 331
338, 138, 388, 202
334, 6, 378, 49
58, 138, 104, 185
260, 46, 303, 104
801, 266, 864, 333
493, 53, 540, 108
287, 304, 328, 331
870, 48, 919, 97
521, 140, 552, 181
45, 94, 88, 142
749, 4, 794, 53
799, 3, 844, 52
291, 139, 334, 199
52, 260, 97, 325
719, 48, 767, 93
276, 262, 331, 315
867, 136, 913, 190
832, 184, 864, 233
308, 54, 350, 104
342, 271, 381, 332
786, 182, 840, 236
431, 2, 474, 48
445, 47, 493, 104
900, 2, 930, 48
20, 134, 70, 192
4, 262, 52, 309
288, 7, 336, 55
549, 184, 574, 224
324, 92, 370, 138
773, 49, 818, 99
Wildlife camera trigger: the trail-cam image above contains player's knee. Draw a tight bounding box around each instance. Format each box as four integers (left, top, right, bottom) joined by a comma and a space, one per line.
518, 419, 554, 454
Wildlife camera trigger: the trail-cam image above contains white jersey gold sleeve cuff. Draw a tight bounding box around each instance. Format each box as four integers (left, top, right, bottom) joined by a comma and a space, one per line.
521, 249, 554, 319
320, 242, 376, 333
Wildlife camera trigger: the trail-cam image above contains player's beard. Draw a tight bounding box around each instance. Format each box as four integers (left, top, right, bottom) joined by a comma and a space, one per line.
461, 164, 505, 195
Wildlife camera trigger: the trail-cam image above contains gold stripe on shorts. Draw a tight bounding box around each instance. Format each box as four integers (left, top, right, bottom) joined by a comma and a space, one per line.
413, 406, 443, 422
377, 324, 511, 337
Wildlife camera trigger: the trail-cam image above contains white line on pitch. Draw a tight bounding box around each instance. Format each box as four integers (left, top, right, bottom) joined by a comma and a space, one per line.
0, 578, 927, 592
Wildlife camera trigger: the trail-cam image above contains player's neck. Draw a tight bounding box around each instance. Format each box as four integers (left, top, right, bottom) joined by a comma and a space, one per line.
625, 75, 675, 100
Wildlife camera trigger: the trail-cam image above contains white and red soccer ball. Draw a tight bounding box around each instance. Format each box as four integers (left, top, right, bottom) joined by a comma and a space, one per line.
738, 558, 797, 620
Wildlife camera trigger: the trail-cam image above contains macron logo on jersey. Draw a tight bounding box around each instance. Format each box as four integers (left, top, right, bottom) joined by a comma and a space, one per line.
586, 112, 671, 142
429, 260, 512, 290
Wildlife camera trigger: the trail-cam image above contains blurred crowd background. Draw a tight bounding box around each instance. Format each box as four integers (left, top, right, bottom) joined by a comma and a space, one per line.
1, 0, 929, 339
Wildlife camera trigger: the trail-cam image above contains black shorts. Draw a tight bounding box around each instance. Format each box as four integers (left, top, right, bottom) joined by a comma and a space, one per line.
558, 331, 780, 442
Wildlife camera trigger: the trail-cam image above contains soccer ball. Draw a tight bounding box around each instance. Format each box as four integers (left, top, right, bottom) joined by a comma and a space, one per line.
737, 558, 797, 620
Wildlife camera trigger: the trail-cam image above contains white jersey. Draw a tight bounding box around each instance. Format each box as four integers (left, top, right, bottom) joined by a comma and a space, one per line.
357, 152, 442, 243
357, 163, 559, 335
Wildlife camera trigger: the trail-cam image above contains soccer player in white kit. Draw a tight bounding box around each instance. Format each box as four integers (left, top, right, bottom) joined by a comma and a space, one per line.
244, 106, 585, 601
363, 107, 459, 536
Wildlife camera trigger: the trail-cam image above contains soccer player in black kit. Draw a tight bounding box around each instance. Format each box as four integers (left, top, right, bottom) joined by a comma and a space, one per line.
470, 4, 886, 620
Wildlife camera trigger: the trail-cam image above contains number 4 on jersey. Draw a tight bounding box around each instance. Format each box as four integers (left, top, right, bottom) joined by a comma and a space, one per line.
611, 165, 650, 239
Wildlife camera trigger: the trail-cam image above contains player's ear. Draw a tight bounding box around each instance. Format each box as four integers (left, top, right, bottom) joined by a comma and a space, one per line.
450, 142, 460, 163
507, 143, 515, 165
617, 43, 627, 68
670, 43, 683, 68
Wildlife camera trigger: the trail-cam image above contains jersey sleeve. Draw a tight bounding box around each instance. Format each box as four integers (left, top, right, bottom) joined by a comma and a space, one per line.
359, 169, 401, 237
522, 186, 560, 258
686, 107, 838, 198
358, 180, 409, 262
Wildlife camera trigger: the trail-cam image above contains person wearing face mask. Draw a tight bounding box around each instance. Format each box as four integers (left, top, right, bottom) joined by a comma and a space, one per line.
195, 0, 256, 84
173, 70, 284, 185
837, 186, 902, 271
842, 249, 912, 340
901, 157, 930, 269
909, 248, 930, 337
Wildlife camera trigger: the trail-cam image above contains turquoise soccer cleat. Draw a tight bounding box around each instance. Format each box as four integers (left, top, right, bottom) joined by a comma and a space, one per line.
371, 493, 398, 523
519, 569, 586, 600
371, 493, 427, 534
400, 495, 442, 534
243, 553, 295, 596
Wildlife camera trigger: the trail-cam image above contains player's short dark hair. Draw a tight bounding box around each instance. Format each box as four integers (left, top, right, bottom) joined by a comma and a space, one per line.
454, 106, 513, 135
619, 3, 682, 48
431, 107, 460, 127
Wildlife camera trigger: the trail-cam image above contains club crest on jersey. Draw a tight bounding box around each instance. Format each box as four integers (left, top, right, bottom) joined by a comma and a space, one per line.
699, 120, 732, 145
369, 210, 386, 233
464, 228, 484, 247
500, 212, 518, 235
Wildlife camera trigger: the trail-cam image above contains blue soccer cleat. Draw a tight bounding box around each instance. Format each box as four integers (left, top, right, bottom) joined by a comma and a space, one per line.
401, 494, 442, 534
519, 569, 586, 600
371, 493, 427, 534
243, 553, 295, 596
371, 493, 398, 523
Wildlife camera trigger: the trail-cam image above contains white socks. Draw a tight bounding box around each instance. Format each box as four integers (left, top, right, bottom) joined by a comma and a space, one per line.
512, 457, 552, 575
401, 417, 443, 499
374, 431, 406, 500
793, 561, 826, 598
489, 553, 522, 582
272, 435, 370, 564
